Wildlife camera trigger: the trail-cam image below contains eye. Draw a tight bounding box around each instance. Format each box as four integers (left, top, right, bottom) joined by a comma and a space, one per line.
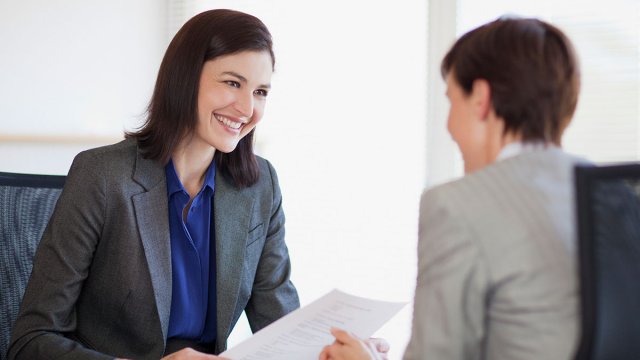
254, 89, 269, 97
224, 80, 241, 88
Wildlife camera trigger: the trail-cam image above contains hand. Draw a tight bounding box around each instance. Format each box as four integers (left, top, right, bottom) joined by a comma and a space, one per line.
319, 328, 384, 360
365, 337, 390, 360
160, 347, 228, 360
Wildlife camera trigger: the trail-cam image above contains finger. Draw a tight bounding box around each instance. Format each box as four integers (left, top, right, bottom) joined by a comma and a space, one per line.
364, 340, 388, 359
330, 327, 359, 345
320, 344, 340, 360
319, 345, 330, 360
367, 337, 391, 353
365, 340, 379, 354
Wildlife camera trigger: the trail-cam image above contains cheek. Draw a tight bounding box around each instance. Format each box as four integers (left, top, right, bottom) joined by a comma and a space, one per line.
446, 108, 460, 141
239, 104, 265, 137
199, 88, 234, 112
251, 103, 266, 125
195, 111, 210, 130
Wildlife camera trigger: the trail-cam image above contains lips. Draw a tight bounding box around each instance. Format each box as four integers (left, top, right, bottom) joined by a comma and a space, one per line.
214, 114, 245, 130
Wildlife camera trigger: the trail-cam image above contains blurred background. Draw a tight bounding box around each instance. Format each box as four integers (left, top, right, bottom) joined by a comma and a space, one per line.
1, 0, 638, 358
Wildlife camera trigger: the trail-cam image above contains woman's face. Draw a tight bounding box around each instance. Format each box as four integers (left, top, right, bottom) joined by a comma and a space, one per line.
194, 50, 273, 153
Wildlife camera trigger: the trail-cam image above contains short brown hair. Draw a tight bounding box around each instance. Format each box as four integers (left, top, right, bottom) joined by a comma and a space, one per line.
441, 17, 580, 144
126, 9, 274, 188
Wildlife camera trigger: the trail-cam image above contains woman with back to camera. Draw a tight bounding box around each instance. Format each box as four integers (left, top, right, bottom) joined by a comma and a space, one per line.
8, 9, 299, 359
320, 16, 584, 360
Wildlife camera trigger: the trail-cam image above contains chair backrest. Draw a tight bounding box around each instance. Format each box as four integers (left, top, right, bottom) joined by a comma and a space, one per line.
574, 163, 640, 360
0, 172, 65, 360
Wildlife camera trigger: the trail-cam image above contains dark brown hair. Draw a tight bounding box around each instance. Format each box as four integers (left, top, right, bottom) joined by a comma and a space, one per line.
126, 9, 274, 188
441, 17, 580, 144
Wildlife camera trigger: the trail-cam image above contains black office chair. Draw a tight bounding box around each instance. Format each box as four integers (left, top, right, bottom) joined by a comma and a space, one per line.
574, 163, 640, 360
0, 172, 65, 360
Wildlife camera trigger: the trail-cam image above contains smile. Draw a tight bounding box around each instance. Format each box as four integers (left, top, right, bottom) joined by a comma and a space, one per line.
214, 114, 244, 130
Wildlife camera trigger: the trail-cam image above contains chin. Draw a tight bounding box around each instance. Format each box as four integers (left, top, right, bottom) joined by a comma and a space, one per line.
215, 143, 240, 154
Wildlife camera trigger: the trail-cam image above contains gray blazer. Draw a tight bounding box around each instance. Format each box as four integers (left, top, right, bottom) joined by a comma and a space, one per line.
404, 148, 582, 360
8, 139, 299, 359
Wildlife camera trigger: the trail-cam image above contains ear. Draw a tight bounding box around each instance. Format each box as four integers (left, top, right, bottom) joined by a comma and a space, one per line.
470, 79, 492, 120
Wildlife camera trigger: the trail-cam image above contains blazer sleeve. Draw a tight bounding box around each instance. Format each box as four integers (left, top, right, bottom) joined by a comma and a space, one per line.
8, 151, 113, 360
243, 160, 300, 332
403, 187, 489, 360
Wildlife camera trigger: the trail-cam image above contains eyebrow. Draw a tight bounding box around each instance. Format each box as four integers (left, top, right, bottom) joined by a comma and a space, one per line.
222, 71, 271, 89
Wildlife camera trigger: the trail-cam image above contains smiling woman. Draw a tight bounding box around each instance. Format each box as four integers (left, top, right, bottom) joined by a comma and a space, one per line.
127, 9, 278, 190
7, 9, 299, 360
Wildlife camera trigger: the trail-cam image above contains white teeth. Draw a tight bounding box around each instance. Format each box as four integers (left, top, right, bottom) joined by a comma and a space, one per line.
215, 114, 242, 129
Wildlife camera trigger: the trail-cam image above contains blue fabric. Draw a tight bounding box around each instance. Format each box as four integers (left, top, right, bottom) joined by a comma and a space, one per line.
165, 160, 217, 344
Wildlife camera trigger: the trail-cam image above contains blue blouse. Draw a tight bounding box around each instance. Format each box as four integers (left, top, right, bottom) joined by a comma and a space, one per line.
165, 159, 217, 344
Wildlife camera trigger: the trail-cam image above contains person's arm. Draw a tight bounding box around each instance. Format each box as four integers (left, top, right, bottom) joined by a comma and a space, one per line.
402, 188, 488, 360
7, 151, 112, 360
243, 160, 300, 331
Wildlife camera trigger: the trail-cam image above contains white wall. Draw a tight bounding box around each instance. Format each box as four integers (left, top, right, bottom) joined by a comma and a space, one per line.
0, 0, 168, 174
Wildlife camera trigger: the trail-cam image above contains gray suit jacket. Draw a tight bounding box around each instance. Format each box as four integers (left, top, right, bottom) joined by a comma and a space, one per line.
404, 148, 582, 360
8, 139, 299, 359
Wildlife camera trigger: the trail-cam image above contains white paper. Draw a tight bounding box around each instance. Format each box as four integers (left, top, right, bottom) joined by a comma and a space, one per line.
220, 289, 407, 360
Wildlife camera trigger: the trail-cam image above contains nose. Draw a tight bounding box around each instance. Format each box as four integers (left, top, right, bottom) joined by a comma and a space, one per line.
234, 90, 254, 118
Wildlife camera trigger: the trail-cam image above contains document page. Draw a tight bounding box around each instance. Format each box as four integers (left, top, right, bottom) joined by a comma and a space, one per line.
220, 289, 407, 360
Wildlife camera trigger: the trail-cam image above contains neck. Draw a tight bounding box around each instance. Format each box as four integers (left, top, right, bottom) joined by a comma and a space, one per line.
498, 131, 523, 151
463, 115, 522, 174
485, 113, 522, 165
172, 140, 216, 198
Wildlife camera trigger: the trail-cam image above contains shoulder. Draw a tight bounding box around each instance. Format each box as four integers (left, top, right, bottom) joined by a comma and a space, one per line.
419, 148, 584, 237
71, 138, 137, 174
481, 147, 586, 183
217, 155, 283, 203
256, 155, 277, 177
253, 155, 281, 191
427, 148, 583, 200
64, 139, 142, 196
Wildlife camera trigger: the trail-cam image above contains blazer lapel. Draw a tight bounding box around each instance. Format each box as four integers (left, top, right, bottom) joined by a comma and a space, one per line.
131, 150, 172, 343
214, 172, 255, 349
